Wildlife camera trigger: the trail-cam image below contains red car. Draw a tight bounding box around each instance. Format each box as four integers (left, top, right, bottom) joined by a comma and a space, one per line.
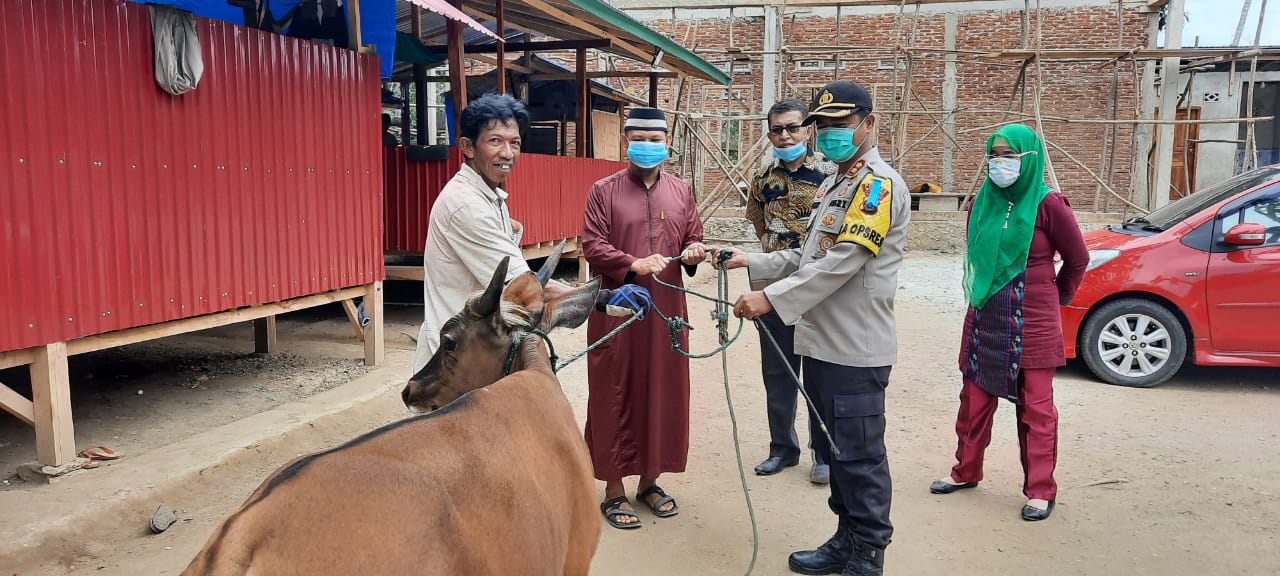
1062, 165, 1280, 387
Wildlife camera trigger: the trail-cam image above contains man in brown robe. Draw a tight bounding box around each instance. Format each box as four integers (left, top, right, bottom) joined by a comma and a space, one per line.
582, 107, 706, 530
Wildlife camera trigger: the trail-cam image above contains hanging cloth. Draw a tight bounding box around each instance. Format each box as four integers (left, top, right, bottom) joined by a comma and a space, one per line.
149, 5, 204, 96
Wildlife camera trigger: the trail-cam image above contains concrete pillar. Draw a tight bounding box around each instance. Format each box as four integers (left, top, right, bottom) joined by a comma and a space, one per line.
1151, 0, 1186, 209
943, 13, 958, 193
1132, 12, 1161, 209
762, 5, 780, 117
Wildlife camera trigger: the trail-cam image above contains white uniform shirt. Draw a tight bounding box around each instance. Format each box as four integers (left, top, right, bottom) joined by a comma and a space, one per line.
412, 163, 528, 372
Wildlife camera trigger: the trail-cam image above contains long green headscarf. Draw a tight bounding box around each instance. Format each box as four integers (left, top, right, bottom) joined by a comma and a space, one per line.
963, 123, 1053, 309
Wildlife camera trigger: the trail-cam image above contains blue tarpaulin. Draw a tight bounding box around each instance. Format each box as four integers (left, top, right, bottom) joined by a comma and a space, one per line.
125, 0, 397, 78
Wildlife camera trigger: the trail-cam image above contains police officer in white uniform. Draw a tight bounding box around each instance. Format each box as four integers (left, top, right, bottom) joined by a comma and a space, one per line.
720, 80, 909, 576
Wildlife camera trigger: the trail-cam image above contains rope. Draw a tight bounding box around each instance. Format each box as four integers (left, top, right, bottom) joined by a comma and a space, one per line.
553, 313, 642, 372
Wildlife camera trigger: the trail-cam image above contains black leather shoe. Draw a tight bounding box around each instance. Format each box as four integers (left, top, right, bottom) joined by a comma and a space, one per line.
929, 479, 979, 494
841, 544, 885, 576
810, 463, 831, 485
1021, 500, 1055, 521
755, 456, 800, 476
788, 528, 852, 575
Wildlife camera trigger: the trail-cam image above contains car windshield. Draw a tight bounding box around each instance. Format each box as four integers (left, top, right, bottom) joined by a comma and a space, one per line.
1136, 166, 1280, 230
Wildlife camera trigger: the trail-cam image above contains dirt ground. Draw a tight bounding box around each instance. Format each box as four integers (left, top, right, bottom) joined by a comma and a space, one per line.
2, 253, 1278, 575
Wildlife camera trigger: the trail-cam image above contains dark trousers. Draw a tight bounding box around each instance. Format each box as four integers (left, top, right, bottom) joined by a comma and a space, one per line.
756, 311, 825, 464
804, 358, 893, 550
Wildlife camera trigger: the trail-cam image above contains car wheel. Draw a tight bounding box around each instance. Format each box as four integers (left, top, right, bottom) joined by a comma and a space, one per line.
1079, 298, 1187, 388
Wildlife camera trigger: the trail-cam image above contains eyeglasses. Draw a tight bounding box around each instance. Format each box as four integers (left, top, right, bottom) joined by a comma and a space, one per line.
987, 150, 1038, 160
768, 125, 805, 137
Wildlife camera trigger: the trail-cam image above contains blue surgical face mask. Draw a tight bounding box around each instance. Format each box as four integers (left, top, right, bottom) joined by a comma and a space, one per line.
816, 128, 856, 163
815, 114, 868, 164
987, 157, 1022, 188
627, 141, 668, 169
773, 143, 807, 163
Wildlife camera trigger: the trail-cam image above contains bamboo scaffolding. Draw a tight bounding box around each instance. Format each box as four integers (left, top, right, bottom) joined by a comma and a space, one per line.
660, 0, 1280, 216
1243, 0, 1268, 172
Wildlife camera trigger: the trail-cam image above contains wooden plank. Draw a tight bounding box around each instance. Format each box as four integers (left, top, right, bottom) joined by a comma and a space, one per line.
467, 53, 535, 74
31, 342, 74, 466
386, 265, 425, 281
65, 287, 366, 357
424, 39, 611, 54
447, 0, 468, 130
0, 347, 37, 371
529, 71, 678, 81
523, 237, 581, 259
413, 5, 428, 145
497, 0, 506, 94
364, 282, 385, 367
347, 0, 363, 50
519, 0, 653, 63
981, 47, 1280, 61
341, 299, 367, 343
0, 381, 35, 426
592, 110, 621, 161
577, 254, 589, 284
577, 48, 588, 158
254, 316, 277, 354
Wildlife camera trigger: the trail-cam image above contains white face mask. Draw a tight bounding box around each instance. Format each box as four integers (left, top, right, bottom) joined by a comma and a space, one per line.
988, 157, 1021, 188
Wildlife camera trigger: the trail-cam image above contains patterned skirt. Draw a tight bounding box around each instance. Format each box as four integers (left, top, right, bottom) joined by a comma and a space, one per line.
959, 273, 1026, 403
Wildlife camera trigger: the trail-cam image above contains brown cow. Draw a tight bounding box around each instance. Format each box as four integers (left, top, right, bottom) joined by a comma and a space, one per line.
182, 255, 603, 576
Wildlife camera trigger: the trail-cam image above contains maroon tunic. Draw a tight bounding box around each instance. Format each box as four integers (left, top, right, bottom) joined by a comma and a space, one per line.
959, 192, 1089, 371
581, 168, 704, 481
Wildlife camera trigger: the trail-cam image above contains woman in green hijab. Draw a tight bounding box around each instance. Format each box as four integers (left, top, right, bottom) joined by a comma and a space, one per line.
929, 124, 1089, 521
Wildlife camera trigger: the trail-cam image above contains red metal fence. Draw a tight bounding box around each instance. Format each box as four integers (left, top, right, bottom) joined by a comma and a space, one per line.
0, 0, 384, 353
383, 147, 626, 253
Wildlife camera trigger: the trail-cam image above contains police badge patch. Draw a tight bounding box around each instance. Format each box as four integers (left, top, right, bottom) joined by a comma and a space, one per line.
836, 173, 893, 255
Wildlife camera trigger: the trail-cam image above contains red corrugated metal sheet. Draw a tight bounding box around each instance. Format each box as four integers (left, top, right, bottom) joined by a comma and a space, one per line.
383, 148, 625, 253
0, 0, 384, 353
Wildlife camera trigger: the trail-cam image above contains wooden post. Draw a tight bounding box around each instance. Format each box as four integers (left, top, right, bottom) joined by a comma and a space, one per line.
254, 316, 277, 354
649, 73, 659, 108
346, 0, 363, 50
412, 6, 428, 145
341, 299, 366, 342
1243, 0, 1268, 172
576, 48, 588, 158
447, 0, 469, 136
496, 0, 506, 94
364, 282, 385, 367
31, 342, 74, 466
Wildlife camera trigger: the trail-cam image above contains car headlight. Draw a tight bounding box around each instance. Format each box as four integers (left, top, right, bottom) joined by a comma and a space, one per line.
1085, 249, 1121, 272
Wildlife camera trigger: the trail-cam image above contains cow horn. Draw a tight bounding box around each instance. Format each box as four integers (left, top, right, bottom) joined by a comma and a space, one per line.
472, 257, 509, 318
535, 240, 567, 287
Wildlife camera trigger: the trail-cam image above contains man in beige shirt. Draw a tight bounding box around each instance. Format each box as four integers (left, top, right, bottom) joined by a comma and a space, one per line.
412, 94, 650, 372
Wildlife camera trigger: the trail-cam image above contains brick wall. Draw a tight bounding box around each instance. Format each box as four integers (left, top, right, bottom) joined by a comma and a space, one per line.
616, 4, 1151, 211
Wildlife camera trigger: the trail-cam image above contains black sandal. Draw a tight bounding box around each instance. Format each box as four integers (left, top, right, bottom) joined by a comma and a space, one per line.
637, 485, 679, 518
600, 495, 642, 530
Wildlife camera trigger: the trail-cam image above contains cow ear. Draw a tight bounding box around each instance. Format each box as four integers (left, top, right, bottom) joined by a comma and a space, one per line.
503, 272, 544, 314
469, 257, 509, 318
540, 276, 601, 331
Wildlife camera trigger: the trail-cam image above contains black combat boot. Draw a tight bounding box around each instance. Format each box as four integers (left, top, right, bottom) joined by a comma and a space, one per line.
788, 524, 853, 575
841, 542, 885, 576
